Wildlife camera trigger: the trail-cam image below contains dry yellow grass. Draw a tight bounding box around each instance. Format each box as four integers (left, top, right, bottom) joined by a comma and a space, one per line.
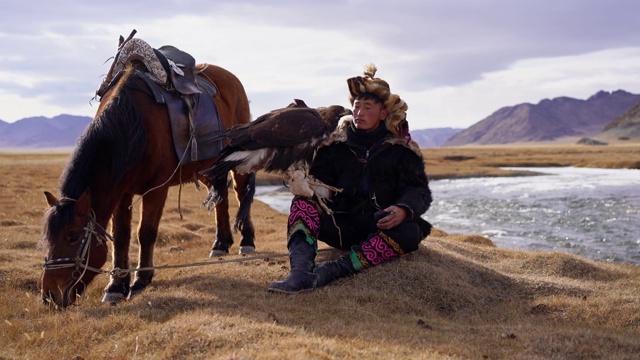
1, 146, 639, 359
422, 143, 640, 179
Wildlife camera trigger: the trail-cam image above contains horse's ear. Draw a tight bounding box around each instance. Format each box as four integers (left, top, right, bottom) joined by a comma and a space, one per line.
74, 190, 92, 216
44, 191, 58, 207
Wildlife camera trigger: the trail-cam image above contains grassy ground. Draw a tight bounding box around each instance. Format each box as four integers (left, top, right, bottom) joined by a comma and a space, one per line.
1, 145, 639, 359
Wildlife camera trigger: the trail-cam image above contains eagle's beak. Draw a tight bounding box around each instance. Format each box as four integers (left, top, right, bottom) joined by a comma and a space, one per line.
342, 108, 353, 116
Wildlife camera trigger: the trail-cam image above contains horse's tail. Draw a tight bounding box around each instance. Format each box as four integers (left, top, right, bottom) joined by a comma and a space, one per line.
234, 172, 256, 232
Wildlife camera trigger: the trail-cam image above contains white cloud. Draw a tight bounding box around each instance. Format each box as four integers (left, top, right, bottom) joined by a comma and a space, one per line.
408, 47, 640, 129
0, 13, 380, 122
0, 90, 94, 120
2, 1, 640, 129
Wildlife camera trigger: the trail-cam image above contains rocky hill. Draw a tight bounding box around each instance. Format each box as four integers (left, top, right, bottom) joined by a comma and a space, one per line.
444, 90, 640, 146
0, 115, 91, 149
594, 99, 640, 141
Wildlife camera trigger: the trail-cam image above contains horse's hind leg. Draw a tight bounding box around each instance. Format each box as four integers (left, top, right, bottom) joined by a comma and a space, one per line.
129, 187, 169, 299
210, 173, 234, 257
232, 171, 256, 254
102, 193, 134, 304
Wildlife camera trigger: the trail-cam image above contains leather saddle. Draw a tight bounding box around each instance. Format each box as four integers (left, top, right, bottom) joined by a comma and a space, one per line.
154, 45, 201, 95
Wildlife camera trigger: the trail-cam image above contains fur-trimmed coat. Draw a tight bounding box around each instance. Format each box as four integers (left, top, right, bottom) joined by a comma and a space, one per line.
311, 118, 432, 236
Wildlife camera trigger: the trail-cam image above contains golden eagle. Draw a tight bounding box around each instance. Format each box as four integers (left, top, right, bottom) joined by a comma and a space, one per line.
201, 99, 350, 210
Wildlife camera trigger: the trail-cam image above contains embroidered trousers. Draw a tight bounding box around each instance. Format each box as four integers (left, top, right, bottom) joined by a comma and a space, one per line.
287, 196, 423, 271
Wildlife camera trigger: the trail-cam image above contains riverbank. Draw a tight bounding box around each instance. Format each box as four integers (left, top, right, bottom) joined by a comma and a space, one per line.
422, 143, 640, 180
1, 147, 639, 359
255, 143, 640, 184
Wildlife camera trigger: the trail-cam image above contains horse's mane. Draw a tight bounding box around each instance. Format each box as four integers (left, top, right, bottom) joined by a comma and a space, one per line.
59, 65, 148, 199
40, 198, 77, 251
41, 66, 148, 249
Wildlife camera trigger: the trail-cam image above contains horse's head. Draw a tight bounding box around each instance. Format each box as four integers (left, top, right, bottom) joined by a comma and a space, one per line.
40, 191, 109, 308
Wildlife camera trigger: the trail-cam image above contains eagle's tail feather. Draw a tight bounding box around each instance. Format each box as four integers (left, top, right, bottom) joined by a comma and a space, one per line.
201, 159, 244, 181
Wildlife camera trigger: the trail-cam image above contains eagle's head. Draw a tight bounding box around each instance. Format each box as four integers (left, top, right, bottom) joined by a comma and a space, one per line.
317, 105, 352, 131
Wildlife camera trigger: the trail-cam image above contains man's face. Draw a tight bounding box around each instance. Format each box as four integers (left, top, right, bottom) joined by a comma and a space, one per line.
353, 98, 388, 131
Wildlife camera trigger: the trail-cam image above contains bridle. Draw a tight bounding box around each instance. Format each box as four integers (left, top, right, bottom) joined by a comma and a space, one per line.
42, 209, 113, 276
40, 203, 321, 305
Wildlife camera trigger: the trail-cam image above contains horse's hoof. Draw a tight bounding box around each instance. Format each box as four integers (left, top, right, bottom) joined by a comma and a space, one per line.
239, 246, 255, 255
209, 249, 228, 257
102, 292, 126, 305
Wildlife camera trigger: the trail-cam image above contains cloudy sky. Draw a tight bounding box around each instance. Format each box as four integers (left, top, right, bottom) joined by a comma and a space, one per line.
1, 0, 640, 130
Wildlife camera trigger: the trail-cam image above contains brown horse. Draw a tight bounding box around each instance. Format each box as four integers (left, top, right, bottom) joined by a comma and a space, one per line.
40, 63, 256, 308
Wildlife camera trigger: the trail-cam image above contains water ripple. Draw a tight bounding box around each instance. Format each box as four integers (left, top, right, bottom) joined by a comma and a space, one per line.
255, 167, 640, 265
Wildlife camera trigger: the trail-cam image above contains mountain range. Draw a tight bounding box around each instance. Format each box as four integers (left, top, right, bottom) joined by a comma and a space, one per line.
410, 127, 463, 148
444, 90, 640, 146
0, 115, 90, 149
0, 114, 461, 149
2, 90, 639, 149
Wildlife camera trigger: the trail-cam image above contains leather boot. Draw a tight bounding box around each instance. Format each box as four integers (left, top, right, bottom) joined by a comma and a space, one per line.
313, 253, 357, 288
268, 232, 317, 293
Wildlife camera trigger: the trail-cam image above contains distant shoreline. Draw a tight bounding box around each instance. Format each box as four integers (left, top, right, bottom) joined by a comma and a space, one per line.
255, 143, 640, 184
2, 143, 639, 184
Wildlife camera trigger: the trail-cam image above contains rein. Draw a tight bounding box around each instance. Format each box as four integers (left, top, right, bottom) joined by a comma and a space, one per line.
108, 251, 294, 278
43, 207, 298, 277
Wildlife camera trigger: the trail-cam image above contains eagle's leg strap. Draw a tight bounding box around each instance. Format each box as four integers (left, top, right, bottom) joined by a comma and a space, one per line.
307, 177, 343, 193
315, 196, 334, 215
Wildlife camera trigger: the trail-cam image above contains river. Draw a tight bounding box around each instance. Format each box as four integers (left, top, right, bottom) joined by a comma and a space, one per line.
254, 167, 640, 265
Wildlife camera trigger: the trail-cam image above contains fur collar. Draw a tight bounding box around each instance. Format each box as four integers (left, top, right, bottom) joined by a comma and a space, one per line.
322, 115, 422, 158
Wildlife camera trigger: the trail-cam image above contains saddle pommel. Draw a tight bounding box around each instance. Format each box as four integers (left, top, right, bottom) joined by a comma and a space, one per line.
96, 34, 201, 97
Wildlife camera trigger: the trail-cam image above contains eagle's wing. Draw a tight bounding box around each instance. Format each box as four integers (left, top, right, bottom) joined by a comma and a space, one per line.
203, 101, 330, 174
237, 107, 328, 150
211, 99, 311, 145
201, 100, 349, 211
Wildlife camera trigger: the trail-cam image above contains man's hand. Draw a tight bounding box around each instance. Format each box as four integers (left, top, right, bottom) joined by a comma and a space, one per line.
376, 205, 407, 230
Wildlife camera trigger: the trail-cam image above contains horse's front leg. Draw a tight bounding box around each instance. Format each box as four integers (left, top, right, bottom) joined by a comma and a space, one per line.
129, 187, 168, 298
102, 193, 133, 304
209, 172, 234, 257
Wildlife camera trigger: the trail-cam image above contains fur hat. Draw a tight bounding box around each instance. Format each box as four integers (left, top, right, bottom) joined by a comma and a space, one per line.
346, 64, 420, 155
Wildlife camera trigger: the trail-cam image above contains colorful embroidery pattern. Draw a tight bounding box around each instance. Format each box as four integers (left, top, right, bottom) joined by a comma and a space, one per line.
357, 231, 404, 267
288, 198, 320, 237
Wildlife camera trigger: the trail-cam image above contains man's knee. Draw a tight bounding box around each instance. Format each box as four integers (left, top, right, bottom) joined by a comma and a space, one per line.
383, 221, 423, 253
